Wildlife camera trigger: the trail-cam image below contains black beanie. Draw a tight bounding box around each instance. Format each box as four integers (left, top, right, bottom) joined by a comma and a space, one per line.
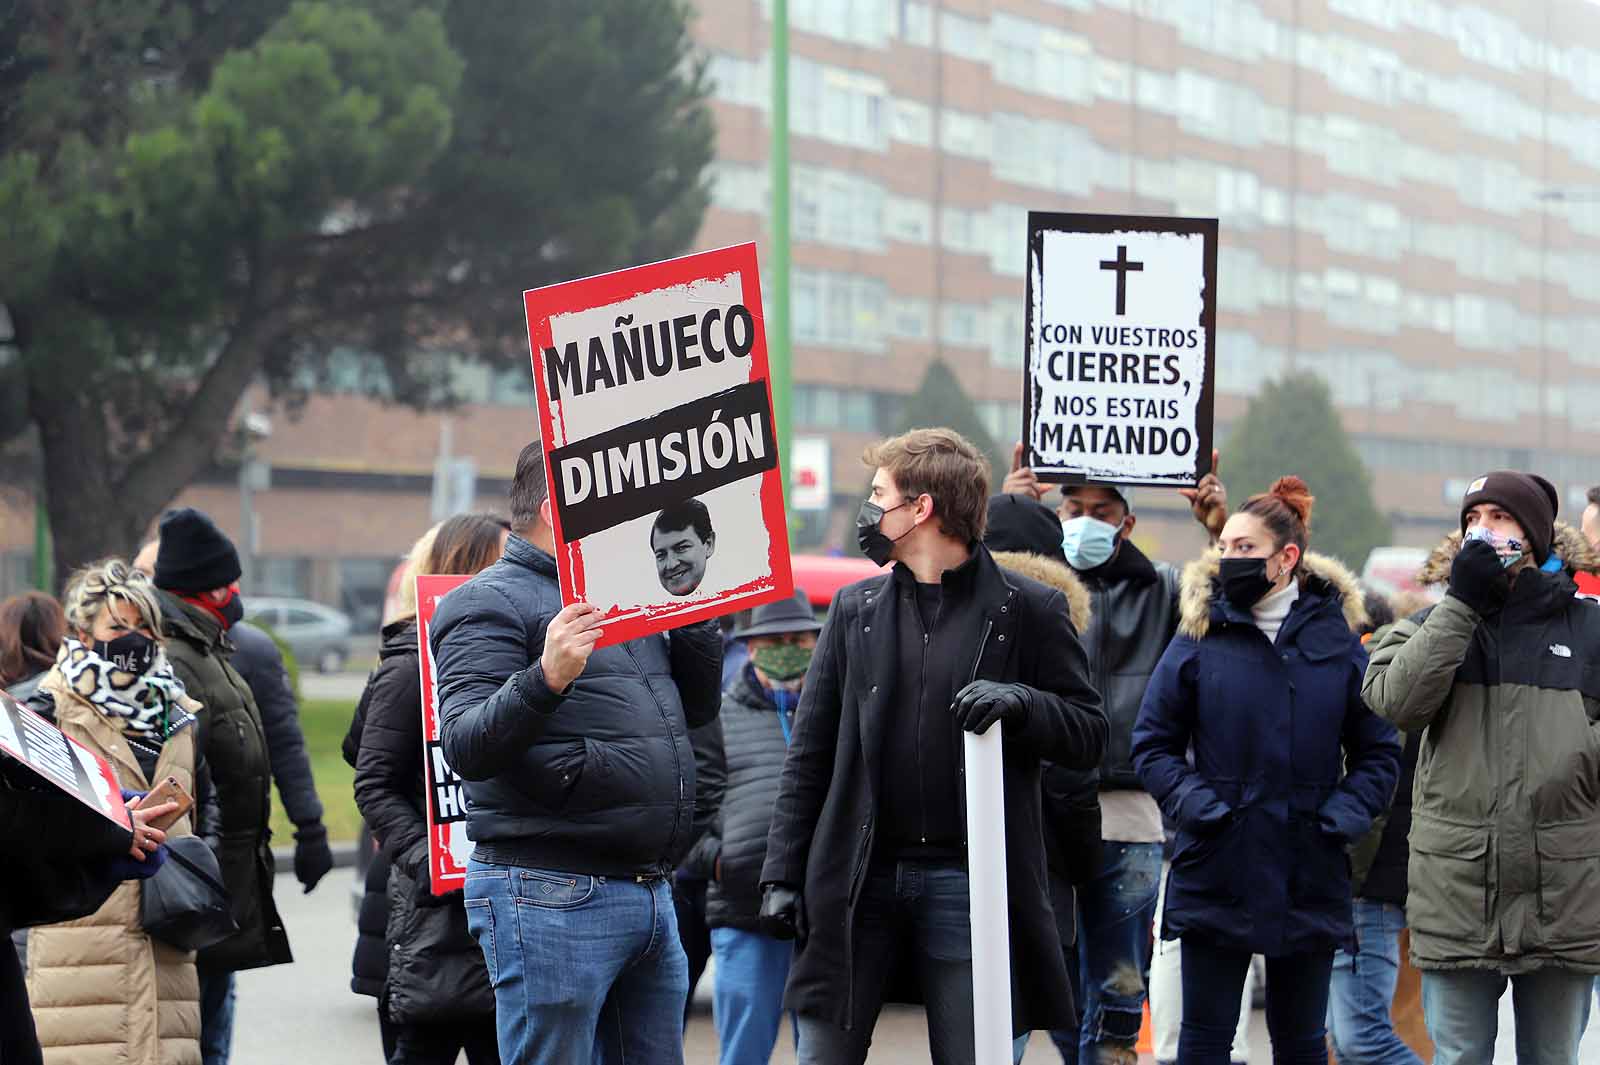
154, 508, 243, 593
984, 494, 1067, 565
1460, 471, 1559, 564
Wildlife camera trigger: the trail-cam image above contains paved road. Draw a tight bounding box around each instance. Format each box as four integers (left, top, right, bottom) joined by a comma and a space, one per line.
234, 869, 1600, 1063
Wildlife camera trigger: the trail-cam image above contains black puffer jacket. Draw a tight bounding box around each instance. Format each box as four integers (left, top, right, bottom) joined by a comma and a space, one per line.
340, 639, 394, 1002
692, 665, 791, 930
353, 618, 493, 1023
1078, 541, 1181, 790
432, 535, 723, 877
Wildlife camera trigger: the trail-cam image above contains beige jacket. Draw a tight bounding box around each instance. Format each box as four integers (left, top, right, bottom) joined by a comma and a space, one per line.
26, 672, 204, 1065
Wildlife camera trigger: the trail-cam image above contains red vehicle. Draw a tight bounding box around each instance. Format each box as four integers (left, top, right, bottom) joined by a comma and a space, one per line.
789, 553, 883, 612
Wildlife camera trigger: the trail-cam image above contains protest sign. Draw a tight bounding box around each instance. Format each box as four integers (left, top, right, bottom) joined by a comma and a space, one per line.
0, 691, 130, 828
1022, 212, 1217, 487
416, 574, 473, 896
525, 243, 795, 646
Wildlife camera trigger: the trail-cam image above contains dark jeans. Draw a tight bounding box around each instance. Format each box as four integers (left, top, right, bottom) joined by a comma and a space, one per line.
199, 966, 237, 1065
1179, 936, 1332, 1065
379, 1009, 501, 1065
0, 932, 42, 1065
796, 859, 975, 1065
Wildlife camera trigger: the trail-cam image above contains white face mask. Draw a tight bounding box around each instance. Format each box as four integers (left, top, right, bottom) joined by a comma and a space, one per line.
1060, 516, 1121, 571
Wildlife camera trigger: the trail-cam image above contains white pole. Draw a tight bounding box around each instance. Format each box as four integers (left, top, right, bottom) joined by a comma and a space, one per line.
964, 727, 1013, 1065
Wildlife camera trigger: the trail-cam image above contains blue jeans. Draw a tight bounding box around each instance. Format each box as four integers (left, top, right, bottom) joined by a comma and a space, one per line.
1050, 841, 1162, 1063
462, 860, 688, 1065
1422, 967, 1592, 1065
795, 860, 975, 1065
1327, 899, 1421, 1065
198, 966, 236, 1065
710, 926, 794, 1065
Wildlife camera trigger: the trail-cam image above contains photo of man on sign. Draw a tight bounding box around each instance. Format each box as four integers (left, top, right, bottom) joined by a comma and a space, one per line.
651, 498, 716, 597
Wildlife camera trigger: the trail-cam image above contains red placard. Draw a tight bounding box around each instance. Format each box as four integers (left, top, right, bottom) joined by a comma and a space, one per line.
525, 243, 794, 646
416, 574, 473, 896
0, 691, 131, 829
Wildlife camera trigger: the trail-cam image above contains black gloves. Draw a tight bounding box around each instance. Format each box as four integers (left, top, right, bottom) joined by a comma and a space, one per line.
293, 823, 334, 894
950, 680, 1030, 736
1449, 538, 1511, 616
757, 883, 806, 942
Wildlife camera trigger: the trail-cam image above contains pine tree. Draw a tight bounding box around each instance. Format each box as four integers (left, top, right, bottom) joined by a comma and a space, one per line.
892, 360, 1007, 483
1224, 373, 1392, 569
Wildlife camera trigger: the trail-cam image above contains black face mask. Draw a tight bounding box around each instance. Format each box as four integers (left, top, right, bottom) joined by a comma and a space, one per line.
1219, 557, 1276, 610
856, 500, 911, 567
94, 631, 158, 676
220, 594, 244, 628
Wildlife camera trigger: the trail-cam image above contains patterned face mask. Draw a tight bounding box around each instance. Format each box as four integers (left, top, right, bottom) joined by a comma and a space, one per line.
1464, 526, 1524, 569
56, 638, 190, 738
750, 641, 814, 682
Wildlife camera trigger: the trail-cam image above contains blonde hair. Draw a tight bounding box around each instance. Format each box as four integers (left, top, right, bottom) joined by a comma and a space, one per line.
392, 524, 442, 623
63, 559, 164, 638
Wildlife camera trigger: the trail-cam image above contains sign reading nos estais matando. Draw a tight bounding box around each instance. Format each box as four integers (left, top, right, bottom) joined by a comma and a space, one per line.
1023, 212, 1218, 487
525, 243, 795, 647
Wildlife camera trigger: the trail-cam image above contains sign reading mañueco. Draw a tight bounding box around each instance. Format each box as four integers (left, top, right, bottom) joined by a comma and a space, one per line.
1022, 212, 1218, 487
525, 243, 795, 647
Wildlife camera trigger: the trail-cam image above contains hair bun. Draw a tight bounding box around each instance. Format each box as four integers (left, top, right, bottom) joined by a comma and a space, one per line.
1267, 476, 1314, 529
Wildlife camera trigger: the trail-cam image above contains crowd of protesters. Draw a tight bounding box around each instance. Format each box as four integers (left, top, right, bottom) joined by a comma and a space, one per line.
2, 423, 1599, 1065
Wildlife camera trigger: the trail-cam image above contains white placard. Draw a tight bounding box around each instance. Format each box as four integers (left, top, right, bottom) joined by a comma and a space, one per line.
1023, 212, 1217, 488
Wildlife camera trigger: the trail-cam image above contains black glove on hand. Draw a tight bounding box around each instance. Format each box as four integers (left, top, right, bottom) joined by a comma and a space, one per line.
294, 823, 334, 894
757, 883, 806, 942
1449, 538, 1511, 616
950, 680, 1030, 736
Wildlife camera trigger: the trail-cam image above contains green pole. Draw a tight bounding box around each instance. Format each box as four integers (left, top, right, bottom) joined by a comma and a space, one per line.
769, 0, 793, 525
33, 495, 52, 592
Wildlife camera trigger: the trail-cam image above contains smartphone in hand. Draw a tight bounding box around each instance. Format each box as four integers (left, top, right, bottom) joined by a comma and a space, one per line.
142, 776, 195, 831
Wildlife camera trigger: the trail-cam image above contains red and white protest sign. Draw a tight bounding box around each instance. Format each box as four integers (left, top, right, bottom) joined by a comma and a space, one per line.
417, 574, 473, 896
0, 691, 130, 829
525, 243, 794, 646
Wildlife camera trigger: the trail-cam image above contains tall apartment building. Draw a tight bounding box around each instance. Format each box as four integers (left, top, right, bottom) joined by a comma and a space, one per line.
692, 0, 1600, 557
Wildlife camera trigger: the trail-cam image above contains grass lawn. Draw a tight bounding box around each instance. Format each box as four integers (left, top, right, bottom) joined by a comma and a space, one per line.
269, 697, 363, 844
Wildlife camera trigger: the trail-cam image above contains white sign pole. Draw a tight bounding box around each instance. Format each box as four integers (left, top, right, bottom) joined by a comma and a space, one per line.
965, 728, 1013, 1065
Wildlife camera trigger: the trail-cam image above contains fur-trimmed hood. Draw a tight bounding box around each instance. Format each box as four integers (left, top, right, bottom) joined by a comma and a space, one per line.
1416, 521, 1600, 586
992, 550, 1092, 635
1178, 550, 1367, 640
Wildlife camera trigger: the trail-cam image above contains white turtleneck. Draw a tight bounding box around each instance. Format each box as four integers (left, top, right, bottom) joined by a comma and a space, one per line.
1251, 579, 1300, 643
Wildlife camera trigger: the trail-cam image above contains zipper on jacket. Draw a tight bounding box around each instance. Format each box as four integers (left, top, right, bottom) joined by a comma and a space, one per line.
622, 641, 685, 873
914, 589, 943, 848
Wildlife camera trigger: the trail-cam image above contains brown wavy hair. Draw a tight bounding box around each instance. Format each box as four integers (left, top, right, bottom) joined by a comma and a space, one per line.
862, 428, 991, 544
0, 592, 68, 686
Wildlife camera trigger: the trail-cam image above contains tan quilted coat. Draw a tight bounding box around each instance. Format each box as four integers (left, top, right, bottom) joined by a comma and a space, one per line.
25, 672, 203, 1065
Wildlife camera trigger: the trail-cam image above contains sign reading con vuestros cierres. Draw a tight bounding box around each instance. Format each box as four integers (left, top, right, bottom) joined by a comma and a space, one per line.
1022, 212, 1218, 487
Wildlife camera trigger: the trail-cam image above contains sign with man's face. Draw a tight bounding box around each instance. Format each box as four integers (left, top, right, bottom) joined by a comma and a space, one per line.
651, 500, 716, 596
524, 243, 795, 645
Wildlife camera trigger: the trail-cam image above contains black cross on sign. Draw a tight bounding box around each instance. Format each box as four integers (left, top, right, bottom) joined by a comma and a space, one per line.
1099, 245, 1144, 316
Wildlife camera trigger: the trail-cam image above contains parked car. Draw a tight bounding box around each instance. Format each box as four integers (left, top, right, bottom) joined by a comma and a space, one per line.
1360, 545, 1441, 603
245, 597, 354, 673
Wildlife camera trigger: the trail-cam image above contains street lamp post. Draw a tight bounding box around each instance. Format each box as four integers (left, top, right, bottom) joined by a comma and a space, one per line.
238, 412, 272, 592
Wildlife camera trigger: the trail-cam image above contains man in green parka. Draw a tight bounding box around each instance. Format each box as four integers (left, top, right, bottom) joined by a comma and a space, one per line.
1363, 471, 1600, 1065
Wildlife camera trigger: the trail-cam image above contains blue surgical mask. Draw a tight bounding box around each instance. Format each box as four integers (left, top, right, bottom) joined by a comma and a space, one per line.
1061, 516, 1121, 571
1464, 526, 1524, 569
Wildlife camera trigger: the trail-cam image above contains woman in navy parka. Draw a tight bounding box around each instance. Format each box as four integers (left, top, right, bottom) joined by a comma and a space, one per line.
1131, 477, 1400, 1065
